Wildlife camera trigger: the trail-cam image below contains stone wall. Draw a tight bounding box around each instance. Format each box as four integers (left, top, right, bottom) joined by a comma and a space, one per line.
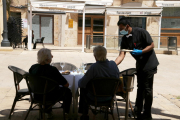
63, 13, 78, 47
106, 15, 119, 48
10, 7, 28, 38
113, 0, 122, 6
54, 15, 62, 46
122, 0, 155, 7
0, 0, 2, 43
146, 17, 160, 48
3, 0, 161, 48
11, 0, 27, 6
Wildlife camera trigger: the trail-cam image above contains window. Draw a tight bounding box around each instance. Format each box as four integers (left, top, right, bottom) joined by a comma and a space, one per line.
78, 17, 91, 27
161, 7, 180, 33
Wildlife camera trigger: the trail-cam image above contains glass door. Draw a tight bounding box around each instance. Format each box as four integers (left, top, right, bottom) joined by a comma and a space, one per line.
91, 18, 104, 45
40, 15, 53, 44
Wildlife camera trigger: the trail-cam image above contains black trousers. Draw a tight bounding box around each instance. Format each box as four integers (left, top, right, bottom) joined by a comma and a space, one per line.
78, 88, 89, 114
135, 71, 155, 118
23, 38, 34, 47
33, 42, 37, 49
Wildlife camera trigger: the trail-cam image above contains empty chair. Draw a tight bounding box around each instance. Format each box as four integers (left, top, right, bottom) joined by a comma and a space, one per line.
52, 62, 77, 71
8, 65, 29, 119
33, 37, 45, 49
85, 77, 120, 120
24, 74, 66, 120
116, 68, 136, 120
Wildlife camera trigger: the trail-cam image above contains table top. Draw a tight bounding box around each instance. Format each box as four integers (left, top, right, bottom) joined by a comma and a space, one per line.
60, 71, 87, 76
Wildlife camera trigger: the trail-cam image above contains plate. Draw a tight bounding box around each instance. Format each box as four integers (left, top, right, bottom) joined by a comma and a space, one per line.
61, 72, 70, 75
120, 49, 133, 52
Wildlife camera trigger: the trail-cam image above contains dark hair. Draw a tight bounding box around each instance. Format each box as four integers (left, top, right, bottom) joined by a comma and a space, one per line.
117, 17, 131, 26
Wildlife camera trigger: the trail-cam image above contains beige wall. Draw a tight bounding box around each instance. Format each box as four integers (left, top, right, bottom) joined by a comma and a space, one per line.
11, 0, 27, 6
106, 16, 119, 48
5, 0, 161, 47
146, 17, 160, 48
0, 0, 3, 43
54, 15, 62, 46
10, 7, 28, 39
113, 0, 122, 6
105, 0, 160, 48
122, 0, 155, 7
63, 13, 78, 47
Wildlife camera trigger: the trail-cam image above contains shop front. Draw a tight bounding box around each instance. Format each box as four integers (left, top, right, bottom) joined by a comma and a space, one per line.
156, 1, 180, 48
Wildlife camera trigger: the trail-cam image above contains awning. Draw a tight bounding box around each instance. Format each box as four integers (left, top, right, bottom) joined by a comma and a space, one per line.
31, 1, 85, 10
106, 7, 163, 17
156, 1, 180, 7
72, 0, 113, 6
30, 7, 66, 14
84, 6, 105, 14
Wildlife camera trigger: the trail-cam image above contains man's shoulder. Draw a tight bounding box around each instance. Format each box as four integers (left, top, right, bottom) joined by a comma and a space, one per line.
133, 27, 149, 35
109, 60, 116, 65
30, 64, 39, 69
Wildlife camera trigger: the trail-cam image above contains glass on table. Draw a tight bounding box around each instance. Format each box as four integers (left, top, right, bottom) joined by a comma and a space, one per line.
83, 62, 87, 70
60, 61, 65, 72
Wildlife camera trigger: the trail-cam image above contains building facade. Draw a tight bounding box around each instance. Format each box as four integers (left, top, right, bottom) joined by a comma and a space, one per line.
1, 0, 179, 49
0, 0, 3, 42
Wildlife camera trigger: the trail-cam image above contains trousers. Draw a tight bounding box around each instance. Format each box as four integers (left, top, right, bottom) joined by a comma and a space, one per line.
135, 70, 156, 118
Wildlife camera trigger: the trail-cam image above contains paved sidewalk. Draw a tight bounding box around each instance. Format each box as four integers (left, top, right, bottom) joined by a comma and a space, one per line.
0, 45, 180, 120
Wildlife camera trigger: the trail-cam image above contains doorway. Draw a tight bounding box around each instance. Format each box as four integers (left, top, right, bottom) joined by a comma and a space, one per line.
78, 15, 105, 45
32, 15, 54, 44
118, 17, 146, 35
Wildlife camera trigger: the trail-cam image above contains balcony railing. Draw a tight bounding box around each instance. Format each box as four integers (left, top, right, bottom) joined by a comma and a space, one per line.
86, 35, 178, 52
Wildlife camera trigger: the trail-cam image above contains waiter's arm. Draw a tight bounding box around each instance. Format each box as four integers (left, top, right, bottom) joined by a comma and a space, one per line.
115, 51, 126, 65
142, 42, 154, 53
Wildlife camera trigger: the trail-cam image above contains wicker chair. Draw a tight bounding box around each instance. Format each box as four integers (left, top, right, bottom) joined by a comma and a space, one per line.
85, 77, 120, 120
8, 65, 29, 119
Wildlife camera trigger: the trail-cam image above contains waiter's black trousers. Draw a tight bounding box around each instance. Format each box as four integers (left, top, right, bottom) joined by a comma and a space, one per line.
135, 71, 154, 117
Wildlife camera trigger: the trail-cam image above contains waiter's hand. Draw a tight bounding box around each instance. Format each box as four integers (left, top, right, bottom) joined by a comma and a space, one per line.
131, 48, 142, 55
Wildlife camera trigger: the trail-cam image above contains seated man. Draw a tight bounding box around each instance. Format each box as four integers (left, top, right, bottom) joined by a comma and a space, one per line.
78, 45, 120, 120
29, 48, 72, 118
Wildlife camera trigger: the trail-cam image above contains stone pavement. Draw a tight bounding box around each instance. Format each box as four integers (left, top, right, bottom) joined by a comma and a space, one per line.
0, 44, 180, 120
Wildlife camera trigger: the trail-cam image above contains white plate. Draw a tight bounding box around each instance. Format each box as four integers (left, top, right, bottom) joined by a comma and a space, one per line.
120, 49, 133, 52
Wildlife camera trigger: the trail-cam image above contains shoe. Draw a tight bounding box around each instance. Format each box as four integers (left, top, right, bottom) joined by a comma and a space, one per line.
142, 112, 152, 120
80, 115, 89, 120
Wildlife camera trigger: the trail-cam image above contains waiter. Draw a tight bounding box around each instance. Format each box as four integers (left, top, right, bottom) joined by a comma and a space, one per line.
115, 17, 159, 120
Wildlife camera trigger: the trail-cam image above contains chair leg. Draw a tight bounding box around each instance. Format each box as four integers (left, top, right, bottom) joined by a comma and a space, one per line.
93, 107, 97, 120
93, 115, 96, 120
63, 108, 66, 120
110, 107, 115, 120
24, 103, 33, 120
9, 97, 18, 119
105, 107, 109, 120
116, 100, 120, 120
43, 112, 45, 120
129, 100, 135, 119
39, 105, 43, 120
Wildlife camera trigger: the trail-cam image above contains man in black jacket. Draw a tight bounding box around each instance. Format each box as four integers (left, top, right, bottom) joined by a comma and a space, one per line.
115, 17, 159, 120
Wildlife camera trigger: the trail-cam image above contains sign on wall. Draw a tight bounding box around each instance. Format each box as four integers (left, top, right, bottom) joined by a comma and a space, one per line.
22, 18, 27, 28
69, 19, 73, 28
156, 1, 180, 7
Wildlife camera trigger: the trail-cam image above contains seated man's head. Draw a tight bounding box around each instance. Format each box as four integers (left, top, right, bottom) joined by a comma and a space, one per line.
93, 46, 107, 62
37, 48, 53, 65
